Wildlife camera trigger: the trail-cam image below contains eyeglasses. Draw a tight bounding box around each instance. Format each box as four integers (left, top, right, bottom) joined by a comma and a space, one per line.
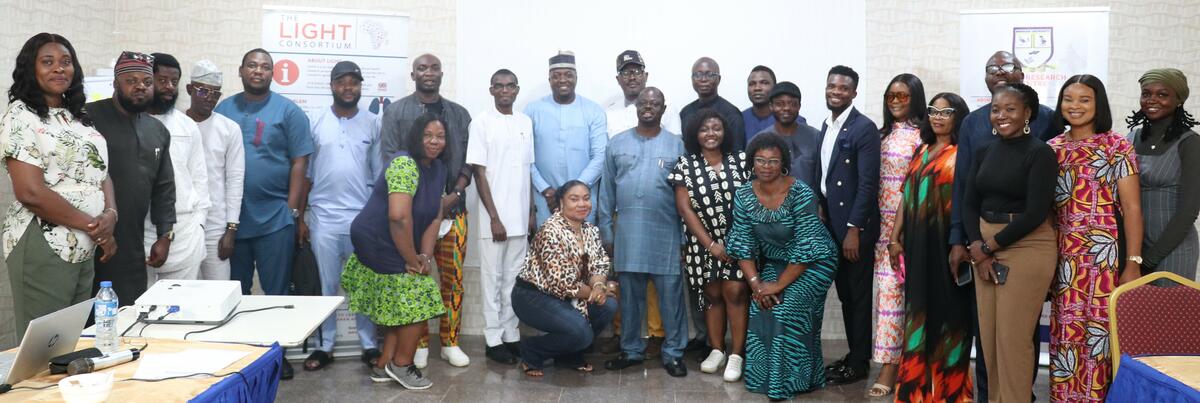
985, 63, 1018, 75
885, 92, 910, 103
753, 157, 783, 167
619, 68, 645, 78
194, 87, 222, 100
692, 72, 720, 80
927, 106, 956, 119
490, 83, 518, 91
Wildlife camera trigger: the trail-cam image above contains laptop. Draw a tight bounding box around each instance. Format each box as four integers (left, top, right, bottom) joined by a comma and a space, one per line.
0, 298, 94, 384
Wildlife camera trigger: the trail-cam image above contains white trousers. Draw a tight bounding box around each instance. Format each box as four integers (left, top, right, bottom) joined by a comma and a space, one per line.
477, 237, 527, 347
198, 231, 231, 280
144, 212, 205, 287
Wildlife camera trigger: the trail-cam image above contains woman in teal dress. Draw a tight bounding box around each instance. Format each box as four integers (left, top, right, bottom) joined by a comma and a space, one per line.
727, 133, 839, 400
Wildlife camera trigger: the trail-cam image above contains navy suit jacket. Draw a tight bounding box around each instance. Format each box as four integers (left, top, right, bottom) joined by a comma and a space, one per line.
817, 107, 881, 242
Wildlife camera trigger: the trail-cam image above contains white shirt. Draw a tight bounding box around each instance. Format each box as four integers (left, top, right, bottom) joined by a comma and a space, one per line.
196, 112, 245, 237
465, 108, 535, 239
603, 96, 681, 138
306, 107, 381, 235
151, 108, 210, 220
820, 106, 854, 195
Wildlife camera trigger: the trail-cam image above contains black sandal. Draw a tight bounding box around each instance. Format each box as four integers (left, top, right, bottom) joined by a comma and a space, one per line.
360, 348, 381, 368
303, 350, 333, 371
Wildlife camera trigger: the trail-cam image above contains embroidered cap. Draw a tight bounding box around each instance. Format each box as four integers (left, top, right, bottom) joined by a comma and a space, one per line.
190, 60, 223, 87
114, 51, 154, 77
549, 50, 576, 70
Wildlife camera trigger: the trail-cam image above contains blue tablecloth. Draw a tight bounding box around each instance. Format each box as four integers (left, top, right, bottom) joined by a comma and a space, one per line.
1108, 355, 1200, 403
189, 343, 282, 403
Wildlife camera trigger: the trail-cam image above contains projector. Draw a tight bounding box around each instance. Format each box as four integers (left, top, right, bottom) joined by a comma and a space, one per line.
134, 280, 242, 324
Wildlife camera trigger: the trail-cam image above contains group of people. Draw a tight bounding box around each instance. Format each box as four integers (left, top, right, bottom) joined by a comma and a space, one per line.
3, 30, 1197, 402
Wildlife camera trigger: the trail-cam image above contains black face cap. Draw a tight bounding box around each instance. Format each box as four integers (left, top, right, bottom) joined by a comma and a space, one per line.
616, 50, 645, 72
768, 81, 802, 101
330, 60, 363, 82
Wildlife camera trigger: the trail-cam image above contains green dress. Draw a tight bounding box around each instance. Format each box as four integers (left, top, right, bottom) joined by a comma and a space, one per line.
727, 179, 838, 399
340, 155, 446, 326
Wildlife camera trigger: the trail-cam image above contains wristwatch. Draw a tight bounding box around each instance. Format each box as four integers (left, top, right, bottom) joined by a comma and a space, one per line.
291, 208, 300, 218
161, 230, 174, 241
980, 242, 995, 256
1128, 255, 1144, 264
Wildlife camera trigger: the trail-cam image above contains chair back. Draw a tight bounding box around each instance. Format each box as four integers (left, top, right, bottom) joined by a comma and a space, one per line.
1109, 272, 1200, 376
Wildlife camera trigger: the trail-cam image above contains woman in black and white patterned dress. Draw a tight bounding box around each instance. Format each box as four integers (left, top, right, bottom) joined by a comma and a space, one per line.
669, 108, 749, 381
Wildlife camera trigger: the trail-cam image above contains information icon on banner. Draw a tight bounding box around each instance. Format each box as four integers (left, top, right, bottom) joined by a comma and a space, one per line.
274, 59, 300, 86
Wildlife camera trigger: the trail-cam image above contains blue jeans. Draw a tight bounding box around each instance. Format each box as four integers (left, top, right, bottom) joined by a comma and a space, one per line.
617, 272, 688, 362
310, 227, 376, 352
512, 282, 616, 369
231, 224, 295, 295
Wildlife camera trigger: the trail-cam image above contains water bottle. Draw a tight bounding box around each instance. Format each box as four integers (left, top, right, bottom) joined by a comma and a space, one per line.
94, 281, 120, 354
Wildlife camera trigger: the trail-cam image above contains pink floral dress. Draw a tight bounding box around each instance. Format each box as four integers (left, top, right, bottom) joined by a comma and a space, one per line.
873, 121, 922, 364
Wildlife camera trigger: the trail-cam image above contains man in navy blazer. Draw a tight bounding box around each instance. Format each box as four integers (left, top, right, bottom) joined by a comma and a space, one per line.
815, 65, 880, 385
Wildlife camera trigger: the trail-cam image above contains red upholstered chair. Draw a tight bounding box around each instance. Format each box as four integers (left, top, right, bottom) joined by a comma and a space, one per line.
1109, 271, 1200, 376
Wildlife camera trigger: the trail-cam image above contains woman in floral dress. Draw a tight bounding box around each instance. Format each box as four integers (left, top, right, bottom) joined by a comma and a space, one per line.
1047, 75, 1143, 402
870, 73, 926, 397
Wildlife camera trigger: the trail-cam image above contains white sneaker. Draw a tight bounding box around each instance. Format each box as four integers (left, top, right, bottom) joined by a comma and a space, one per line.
414, 347, 429, 369
440, 345, 470, 367
700, 349, 726, 374
723, 354, 743, 382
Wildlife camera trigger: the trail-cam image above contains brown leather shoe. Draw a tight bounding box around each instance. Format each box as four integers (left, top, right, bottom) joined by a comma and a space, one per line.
645, 336, 664, 359
596, 335, 621, 354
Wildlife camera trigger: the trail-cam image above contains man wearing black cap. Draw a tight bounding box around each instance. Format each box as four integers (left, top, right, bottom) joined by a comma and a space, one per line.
146, 52, 210, 284
743, 65, 809, 144
753, 81, 822, 190
86, 51, 176, 305
300, 60, 382, 371
603, 50, 680, 137
600, 49, 674, 356
680, 57, 746, 151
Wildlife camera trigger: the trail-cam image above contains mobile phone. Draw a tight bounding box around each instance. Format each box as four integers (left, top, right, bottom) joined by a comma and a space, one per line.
955, 262, 973, 286
992, 262, 1010, 285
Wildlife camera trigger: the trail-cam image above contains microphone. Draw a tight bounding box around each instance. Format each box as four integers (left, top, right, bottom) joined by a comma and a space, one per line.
66, 348, 142, 375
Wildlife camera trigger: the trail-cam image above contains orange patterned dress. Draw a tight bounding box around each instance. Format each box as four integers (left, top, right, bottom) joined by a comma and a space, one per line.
873, 122, 922, 364
893, 143, 973, 403
1047, 131, 1138, 402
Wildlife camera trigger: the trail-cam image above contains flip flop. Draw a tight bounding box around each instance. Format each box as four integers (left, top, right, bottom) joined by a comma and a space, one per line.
867, 383, 894, 398
520, 361, 544, 378
303, 350, 333, 371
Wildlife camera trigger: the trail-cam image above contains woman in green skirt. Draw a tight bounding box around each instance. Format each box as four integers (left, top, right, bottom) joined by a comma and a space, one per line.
727, 133, 839, 400
342, 113, 448, 390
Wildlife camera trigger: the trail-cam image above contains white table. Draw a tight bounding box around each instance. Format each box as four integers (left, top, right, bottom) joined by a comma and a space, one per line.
83, 295, 343, 348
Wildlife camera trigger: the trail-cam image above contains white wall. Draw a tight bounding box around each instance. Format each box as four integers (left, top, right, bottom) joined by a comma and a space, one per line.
455, 0, 868, 125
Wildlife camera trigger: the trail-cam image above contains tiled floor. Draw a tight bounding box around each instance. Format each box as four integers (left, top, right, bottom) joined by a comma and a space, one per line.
279, 336, 1051, 402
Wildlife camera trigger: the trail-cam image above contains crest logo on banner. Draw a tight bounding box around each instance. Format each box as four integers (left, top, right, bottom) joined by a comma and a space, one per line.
1013, 27, 1054, 69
